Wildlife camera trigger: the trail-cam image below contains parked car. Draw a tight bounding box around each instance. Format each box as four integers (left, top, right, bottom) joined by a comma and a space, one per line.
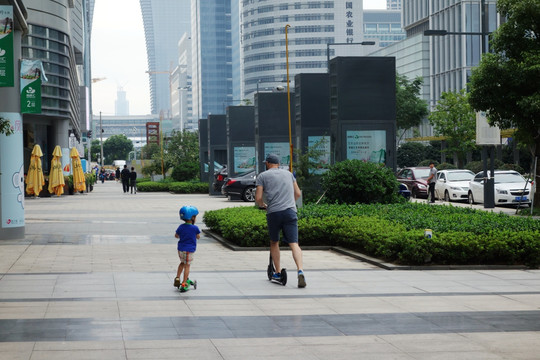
396, 167, 431, 198
468, 170, 531, 206
435, 169, 475, 202
212, 165, 228, 192
222, 170, 257, 202
398, 183, 411, 200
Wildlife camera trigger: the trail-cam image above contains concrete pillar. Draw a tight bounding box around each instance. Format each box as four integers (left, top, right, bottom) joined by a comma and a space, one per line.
0, 30, 25, 240
54, 119, 69, 148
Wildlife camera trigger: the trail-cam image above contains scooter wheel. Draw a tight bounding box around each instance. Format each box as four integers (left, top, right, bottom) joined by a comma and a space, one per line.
280, 268, 287, 286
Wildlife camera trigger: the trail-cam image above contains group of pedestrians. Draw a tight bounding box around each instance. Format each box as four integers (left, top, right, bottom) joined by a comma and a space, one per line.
119, 165, 137, 194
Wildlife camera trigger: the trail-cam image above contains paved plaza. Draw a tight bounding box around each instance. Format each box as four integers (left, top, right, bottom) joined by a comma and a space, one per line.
0, 180, 539, 359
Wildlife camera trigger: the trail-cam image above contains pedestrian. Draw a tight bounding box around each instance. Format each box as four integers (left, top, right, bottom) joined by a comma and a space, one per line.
129, 167, 137, 194
115, 167, 120, 183
120, 165, 130, 193
255, 154, 306, 288
427, 161, 438, 203
174, 206, 200, 292
99, 167, 105, 183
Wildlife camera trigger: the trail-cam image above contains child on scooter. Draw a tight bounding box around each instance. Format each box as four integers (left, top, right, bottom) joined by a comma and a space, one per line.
174, 205, 200, 292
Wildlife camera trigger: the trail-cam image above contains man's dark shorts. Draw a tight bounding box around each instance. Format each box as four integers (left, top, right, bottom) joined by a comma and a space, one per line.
266, 208, 298, 243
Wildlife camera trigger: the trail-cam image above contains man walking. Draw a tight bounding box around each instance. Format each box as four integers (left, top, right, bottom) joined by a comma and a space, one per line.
121, 165, 131, 193
255, 154, 306, 288
427, 161, 438, 203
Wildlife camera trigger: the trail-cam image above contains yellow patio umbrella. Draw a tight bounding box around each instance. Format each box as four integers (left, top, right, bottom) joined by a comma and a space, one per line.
70, 147, 86, 193
26, 144, 45, 196
48, 145, 65, 196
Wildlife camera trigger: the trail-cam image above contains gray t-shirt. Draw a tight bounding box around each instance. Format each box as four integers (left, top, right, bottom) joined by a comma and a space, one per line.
256, 168, 297, 214
429, 167, 437, 184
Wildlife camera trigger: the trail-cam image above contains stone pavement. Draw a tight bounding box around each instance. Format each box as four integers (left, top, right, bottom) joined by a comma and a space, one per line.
0, 180, 539, 359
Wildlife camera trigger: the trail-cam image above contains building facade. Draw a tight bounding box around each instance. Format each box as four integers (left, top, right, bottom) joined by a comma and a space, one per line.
363, 10, 405, 48
139, 0, 191, 115
241, 0, 372, 98
191, 0, 233, 123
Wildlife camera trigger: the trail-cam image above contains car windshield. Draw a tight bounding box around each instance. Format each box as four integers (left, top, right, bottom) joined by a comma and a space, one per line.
414, 169, 431, 179
494, 173, 525, 184
447, 171, 474, 181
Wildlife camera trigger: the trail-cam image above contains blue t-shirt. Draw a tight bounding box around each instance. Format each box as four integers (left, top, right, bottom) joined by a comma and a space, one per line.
176, 223, 200, 252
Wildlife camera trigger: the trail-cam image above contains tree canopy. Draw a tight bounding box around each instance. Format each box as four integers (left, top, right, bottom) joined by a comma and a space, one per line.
429, 90, 476, 168
103, 134, 133, 165
396, 74, 429, 142
468, 0, 540, 152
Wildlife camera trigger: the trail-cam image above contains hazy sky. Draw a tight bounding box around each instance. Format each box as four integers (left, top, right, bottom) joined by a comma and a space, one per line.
91, 0, 387, 116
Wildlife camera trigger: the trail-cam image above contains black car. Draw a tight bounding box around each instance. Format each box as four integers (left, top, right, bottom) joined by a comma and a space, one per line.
212, 165, 228, 192
222, 170, 257, 202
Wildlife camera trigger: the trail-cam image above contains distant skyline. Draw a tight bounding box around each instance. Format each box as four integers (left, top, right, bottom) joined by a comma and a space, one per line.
91, 0, 387, 116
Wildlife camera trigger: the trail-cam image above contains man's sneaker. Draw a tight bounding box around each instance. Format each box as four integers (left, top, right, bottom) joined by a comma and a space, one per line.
298, 273, 306, 288
272, 272, 281, 280
174, 277, 180, 288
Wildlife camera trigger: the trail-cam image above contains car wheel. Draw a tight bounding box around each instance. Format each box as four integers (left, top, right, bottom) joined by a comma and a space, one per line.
444, 190, 450, 202
468, 191, 475, 205
242, 186, 256, 202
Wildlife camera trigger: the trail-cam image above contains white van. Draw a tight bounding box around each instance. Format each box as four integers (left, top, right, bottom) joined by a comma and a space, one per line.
113, 160, 126, 168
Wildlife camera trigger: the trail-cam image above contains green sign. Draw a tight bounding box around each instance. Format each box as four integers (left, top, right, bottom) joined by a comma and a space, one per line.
0, 6, 14, 87
20, 59, 47, 114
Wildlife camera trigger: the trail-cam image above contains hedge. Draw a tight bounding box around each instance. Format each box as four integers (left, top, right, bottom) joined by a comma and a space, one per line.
137, 181, 209, 193
203, 203, 540, 267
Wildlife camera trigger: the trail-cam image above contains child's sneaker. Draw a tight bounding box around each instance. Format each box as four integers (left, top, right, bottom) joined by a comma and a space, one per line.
174, 277, 180, 288
297, 271, 306, 288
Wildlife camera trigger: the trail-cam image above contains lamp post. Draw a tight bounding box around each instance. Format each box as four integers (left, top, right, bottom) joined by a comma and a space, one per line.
423, 0, 494, 207
285, 24, 293, 173
99, 111, 104, 168
326, 41, 376, 72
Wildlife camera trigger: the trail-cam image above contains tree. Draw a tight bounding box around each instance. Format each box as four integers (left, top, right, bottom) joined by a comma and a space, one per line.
141, 143, 160, 160
397, 142, 427, 168
396, 74, 429, 142
90, 140, 101, 162
468, 0, 540, 203
167, 130, 200, 181
102, 134, 133, 165
428, 90, 476, 168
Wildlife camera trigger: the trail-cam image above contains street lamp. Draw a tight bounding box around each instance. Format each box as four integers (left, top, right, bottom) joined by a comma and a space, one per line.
285, 24, 293, 173
423, 0, 494, 207
326, 41, 376, 72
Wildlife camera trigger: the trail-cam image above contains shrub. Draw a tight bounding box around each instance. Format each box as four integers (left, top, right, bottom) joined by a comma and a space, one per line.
417, 159, 439, 167
499, 163, 525, 174
397, 142, 427, 168
437, 162, 457, 170
137, 182, 169, 192
172, 162, 199, 182
137, 181, 208, 193
321, 160, 402, 205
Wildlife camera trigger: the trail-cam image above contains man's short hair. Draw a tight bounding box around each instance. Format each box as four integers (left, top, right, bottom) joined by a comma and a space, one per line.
265, 154, 280, 164
429, 162, 435, 166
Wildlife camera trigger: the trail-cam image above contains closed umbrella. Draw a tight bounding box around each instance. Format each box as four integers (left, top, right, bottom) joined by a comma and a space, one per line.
48, 145, 65, 196
70, 147, 86, 193
26, 144, 45, 196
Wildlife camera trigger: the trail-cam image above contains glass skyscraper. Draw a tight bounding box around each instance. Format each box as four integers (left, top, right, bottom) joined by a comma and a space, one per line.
139, 0, 191, 115
191, 0, 233, 122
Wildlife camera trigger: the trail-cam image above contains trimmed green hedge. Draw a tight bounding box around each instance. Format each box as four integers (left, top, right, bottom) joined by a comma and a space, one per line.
137, 181, 209, 193
203, 203, 540, 267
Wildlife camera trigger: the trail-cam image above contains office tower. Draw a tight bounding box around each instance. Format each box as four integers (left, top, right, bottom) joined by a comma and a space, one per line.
115, 87, 130, 116
387, 0, 402, 10
191, 0, 232, 123
242, 1, 370, 98
139, 0, 191, 115
363, 10, 405, 48
171, 33, 193, 131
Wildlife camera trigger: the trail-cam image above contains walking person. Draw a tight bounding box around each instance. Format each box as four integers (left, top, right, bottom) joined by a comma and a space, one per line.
174, 206, 200, 292
255, 154, 306, 288
427, 161, 438, 203
120, 165, 130, 193
115, 167, 120, 183
129, 167, 137, 194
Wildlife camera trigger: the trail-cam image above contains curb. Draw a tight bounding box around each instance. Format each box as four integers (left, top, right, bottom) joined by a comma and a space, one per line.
202, 230, 528, 271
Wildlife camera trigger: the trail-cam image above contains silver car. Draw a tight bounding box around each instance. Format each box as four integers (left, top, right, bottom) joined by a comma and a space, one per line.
435, 169, 475, 202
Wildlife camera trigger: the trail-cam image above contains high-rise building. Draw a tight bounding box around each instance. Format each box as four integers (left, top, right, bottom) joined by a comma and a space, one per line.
171, 33, 193, 131
363, 10, 405, 48
386, 0, 402, 10
115, 87, 129, 116
241, 0, 372, 98
139, 0, 191, 115
191, 0, 232, 123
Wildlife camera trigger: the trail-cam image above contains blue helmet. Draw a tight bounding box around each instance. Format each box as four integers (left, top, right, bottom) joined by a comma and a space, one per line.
179, 205, 199, 221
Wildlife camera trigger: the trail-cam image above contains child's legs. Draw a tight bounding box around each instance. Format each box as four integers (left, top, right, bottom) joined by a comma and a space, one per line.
176, 262, 184, 279
182, 264, 190, 283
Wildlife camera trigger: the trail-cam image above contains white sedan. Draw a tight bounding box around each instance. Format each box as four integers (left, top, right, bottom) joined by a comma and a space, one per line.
435, 169, 475, 202
468, 170, 532, 206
